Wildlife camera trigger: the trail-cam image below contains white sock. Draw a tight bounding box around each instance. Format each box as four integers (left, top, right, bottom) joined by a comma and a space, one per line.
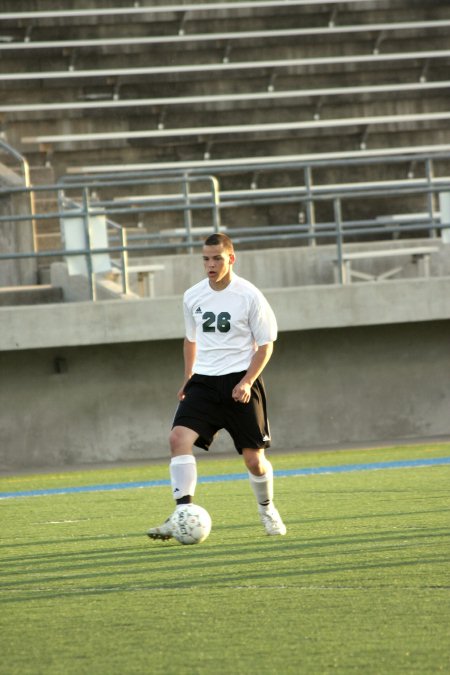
248, 461, 274, 512
170, 455, 197, 501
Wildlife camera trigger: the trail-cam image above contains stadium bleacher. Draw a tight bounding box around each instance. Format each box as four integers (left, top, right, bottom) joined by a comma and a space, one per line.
1, 0, 449, 256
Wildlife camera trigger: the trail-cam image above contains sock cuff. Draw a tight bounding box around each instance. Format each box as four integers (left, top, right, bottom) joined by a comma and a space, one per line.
171, 454, 196, 466
248, 467, 273, 483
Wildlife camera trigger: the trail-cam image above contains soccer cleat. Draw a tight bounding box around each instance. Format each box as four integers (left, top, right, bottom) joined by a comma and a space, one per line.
259, 506, 287, 536
147, 516, 174, 541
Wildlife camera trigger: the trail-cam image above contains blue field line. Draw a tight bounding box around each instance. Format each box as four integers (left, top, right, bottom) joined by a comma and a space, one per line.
0, 456, 449, 500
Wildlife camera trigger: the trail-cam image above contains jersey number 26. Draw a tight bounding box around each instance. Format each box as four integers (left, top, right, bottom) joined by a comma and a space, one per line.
202, 311, 231, 333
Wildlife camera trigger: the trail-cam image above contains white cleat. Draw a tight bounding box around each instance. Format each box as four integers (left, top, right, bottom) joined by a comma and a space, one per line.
147, 516, 174, 541
259, 506, 287, 536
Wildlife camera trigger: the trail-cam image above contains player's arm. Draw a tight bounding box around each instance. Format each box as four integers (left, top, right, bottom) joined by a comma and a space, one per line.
177, 337, 196, 401
232, 341, 274, 404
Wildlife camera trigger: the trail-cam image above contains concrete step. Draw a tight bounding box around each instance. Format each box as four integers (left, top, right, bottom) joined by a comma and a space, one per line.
36, 232, 63, 251
0, 284, 63, 306
30, 164, 55, 185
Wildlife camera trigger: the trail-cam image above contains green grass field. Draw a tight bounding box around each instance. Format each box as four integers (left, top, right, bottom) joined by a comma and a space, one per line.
1, 443, 449, 674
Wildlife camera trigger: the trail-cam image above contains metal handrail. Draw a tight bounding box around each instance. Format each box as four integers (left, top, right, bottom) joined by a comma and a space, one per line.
1, 184, 448, 227
0, 219, 446, 259
0, 173, 220, 300
0, 138, 37, 252
1, 153, 449, 300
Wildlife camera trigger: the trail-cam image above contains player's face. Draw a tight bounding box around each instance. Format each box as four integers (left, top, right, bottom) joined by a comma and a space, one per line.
202, 243, 235, 289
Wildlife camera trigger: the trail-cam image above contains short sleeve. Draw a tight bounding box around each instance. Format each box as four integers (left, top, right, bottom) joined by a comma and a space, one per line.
183, 296, 197, 342
248, 291, 278, 346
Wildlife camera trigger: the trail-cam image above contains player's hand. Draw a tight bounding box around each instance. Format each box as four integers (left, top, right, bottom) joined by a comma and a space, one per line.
177, 378, 191, 401
232, 381, 251, 404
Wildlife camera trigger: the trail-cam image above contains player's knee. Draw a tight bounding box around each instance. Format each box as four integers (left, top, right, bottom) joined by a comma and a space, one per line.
169, 425, 195, 456
243, 449, 265, 476
169, 427, 183, 454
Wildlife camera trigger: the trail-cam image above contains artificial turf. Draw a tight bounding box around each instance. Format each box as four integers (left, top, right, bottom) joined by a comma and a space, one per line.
1, 443, 449, 674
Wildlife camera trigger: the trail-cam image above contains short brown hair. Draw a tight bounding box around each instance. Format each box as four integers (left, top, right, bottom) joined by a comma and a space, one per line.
204, 233, 234, 251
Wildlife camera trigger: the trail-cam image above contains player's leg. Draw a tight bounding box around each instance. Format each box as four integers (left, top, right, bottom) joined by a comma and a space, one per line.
169, 425, 198, 504
147, 426, 198, 541
148, 371, 219, 541
243, 448, 286, 536
167, 374, 219, 505
224, 374, 286, 535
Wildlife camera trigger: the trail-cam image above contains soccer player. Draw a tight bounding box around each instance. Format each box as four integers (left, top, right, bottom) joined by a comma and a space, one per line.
147, 233, 286, 539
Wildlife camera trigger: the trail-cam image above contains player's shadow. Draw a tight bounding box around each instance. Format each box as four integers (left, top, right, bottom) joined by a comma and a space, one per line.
1, 525, 448, 603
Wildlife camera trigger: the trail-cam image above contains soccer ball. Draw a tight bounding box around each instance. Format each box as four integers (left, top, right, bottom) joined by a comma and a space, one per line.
171, 504, 212, 545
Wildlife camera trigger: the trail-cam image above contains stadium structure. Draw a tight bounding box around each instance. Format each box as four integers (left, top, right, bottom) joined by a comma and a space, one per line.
0, 0, 449, 470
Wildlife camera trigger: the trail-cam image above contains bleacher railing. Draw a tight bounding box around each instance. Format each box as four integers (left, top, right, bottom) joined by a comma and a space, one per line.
0, 151, 449, 299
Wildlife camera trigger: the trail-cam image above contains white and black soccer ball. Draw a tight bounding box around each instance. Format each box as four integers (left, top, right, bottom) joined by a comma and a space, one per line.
171, 504, 212, 545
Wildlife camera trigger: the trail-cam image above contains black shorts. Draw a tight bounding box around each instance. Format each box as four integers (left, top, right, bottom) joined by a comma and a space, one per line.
172, 371, 271, 453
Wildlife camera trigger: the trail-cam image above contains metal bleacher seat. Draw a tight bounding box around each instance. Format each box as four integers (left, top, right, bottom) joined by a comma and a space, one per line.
3, 48, 450, 86
63, 144, 450, 175
0, 0, 403, 21
2, 0, 449, 188
1, 18, 448, 54
20, 110, 450, 147
10, 15, 450, 152
0, 79, 449, 116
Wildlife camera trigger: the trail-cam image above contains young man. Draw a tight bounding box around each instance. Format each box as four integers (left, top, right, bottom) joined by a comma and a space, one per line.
148, 233, 286, 539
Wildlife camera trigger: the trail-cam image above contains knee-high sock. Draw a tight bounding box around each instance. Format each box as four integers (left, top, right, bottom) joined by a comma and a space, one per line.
170, 455, 197, 501
248, 460, 274, 509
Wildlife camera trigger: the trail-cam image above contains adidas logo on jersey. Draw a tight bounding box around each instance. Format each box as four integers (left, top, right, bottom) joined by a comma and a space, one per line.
195, 306, 202, 314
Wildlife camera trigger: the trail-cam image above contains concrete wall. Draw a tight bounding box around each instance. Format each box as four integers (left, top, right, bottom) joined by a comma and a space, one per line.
1, 276, 450, 351
0, 319, 449, 472
0, 163, 36, 287
1, 244, 450, 471
45, 239, 450, 303
129, 239, 450, 297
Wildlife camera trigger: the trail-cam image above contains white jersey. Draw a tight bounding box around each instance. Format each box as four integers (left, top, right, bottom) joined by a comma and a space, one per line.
183, 274, 277, 376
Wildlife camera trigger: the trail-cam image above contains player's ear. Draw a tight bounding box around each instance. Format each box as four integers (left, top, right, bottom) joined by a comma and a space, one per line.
229, 252, 236, 264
